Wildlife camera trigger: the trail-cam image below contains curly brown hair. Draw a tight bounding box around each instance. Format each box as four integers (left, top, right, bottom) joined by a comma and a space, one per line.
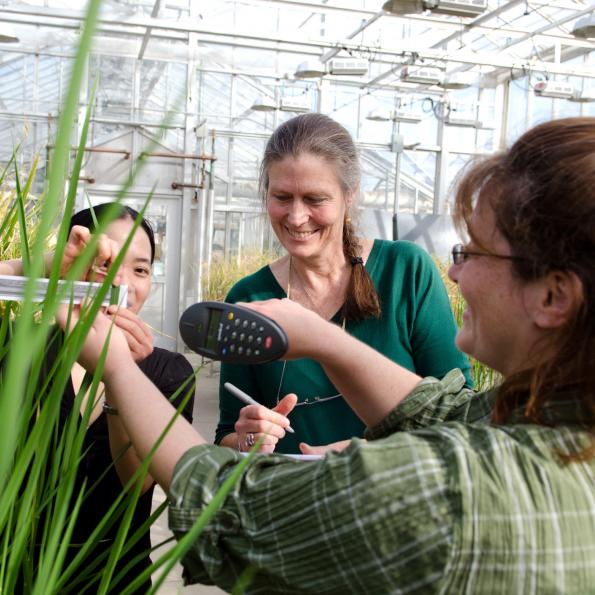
453, 117, 595, 459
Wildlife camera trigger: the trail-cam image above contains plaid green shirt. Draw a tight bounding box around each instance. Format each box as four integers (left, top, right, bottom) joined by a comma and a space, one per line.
169, 370, 595, 593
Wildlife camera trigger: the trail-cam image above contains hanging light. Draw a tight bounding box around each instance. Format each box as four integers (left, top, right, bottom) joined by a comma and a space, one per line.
382, 0, 487, 18
294, 60, 326, 79
366, 108, 392, 122
439, 72, 476, 90
571, 14, 595, 38
250, 96, 277, 112
0, 23, 19, 43
382, 0, 425, 15
568, 88, 595, 103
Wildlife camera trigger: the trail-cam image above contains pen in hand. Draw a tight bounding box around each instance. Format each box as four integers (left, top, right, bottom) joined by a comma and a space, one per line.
224, 382, 295, 434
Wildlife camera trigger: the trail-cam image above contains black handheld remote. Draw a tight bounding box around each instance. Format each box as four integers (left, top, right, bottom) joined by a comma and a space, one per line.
179, 301, 288, 364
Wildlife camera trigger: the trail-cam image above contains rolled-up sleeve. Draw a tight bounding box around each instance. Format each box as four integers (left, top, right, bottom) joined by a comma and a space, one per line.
169, 430, 456, 593
366, 369, 495, 440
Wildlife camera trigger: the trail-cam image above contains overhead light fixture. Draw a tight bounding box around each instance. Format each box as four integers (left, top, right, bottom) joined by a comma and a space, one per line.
366, 108, 421, 123
328, 58, 369, 76
250, 96, 277, 112
439, 72, 476, 90
279, 96, 310, 113
400, 65, 443, 85
294, 60, 326, 79
533, 80, 574, 100
568, 88, 595, 103
571, 14, 595, 39
366, 108, 392, 122
0, 22, 19, 43
382, 0, 487, 18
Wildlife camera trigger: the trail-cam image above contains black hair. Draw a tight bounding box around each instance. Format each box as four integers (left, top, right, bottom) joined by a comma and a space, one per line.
68, 203, 156, 264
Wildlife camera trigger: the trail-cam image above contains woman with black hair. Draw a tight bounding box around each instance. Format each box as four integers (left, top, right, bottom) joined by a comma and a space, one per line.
1, 202, 195, 593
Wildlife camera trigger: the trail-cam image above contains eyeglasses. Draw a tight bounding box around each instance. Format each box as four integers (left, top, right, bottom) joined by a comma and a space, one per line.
451, 243, 527, 265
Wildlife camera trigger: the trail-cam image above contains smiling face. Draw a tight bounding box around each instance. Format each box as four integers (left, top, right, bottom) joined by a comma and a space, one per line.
102, 217, 152, 314
448, 199, 544, 376
265, 153, 351, 263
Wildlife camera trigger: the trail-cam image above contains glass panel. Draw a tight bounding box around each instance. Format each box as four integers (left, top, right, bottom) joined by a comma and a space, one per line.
90, 55, 135, 121
139, 60, 186, 126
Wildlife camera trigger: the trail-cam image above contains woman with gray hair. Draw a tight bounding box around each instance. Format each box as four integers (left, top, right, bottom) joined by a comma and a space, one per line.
215, 113, 471, 454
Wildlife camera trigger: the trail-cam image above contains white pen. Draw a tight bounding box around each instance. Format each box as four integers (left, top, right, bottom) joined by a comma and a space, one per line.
224, 381, 295, 434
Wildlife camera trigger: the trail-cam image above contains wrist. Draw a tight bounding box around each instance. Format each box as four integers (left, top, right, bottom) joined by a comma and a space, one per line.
103, 354, 136, 395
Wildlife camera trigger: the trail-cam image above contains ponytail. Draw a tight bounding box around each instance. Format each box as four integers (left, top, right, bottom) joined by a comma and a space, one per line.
342, 216, 381, 322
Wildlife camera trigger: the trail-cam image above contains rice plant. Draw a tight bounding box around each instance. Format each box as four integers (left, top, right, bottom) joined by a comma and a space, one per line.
0, 1, 256, 592
202, 249, 279, 302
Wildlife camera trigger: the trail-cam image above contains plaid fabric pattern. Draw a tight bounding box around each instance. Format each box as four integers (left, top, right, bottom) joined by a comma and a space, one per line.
169, 370, 595, 594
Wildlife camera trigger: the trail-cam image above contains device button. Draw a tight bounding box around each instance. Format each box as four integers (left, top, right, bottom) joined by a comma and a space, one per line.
223, 336, 228, 343
234, 319, 240, 327
229, 344, 236, 353
265, 336, 272, 349
247, 335, 253, 343
255, 336, 262, 345
246, 348, 252, 356
254, 349, 260, 356
239, 333, 245, 341
222, 347, 228, 355
258, 326, 264, 332
242, 320, 249, 328
250, 321, 257, 329
231, 331, 237, 339
237, 346, 244, 355
227, 312, 234, 320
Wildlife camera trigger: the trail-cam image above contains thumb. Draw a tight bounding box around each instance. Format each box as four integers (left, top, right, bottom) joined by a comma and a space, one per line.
272, 393, 298, 417
299, 442, 327, 456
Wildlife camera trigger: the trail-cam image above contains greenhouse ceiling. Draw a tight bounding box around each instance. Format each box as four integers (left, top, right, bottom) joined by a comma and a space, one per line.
0, 0, 593, 93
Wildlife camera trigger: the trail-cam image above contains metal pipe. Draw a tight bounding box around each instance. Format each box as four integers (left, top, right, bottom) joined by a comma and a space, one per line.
47, 145, 131, 159
68, 175, 95, 183
171, 181, 204, 189
142, 151, 217, 161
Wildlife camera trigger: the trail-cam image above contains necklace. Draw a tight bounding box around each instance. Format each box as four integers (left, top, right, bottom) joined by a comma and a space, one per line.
275, 257, 346, 405
287, 256, 349, 322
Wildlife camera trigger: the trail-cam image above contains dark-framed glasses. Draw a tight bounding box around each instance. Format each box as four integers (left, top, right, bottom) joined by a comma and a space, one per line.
451, 243, 527, 265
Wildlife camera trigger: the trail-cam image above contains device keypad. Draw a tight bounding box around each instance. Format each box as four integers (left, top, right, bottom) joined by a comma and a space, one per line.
220, 312, 274, 359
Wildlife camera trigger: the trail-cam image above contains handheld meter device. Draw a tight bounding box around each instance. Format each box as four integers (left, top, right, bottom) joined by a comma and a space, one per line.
179, 301, 288, 364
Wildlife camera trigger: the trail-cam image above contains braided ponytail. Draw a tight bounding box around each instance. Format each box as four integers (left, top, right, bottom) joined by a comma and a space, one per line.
342, 215, 381, 322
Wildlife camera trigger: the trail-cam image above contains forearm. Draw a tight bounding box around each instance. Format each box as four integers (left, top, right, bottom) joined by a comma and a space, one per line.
312, 323, 422, 427
106, 411, 154, 494
103, 359, 205, 493
0, 253, 58, 276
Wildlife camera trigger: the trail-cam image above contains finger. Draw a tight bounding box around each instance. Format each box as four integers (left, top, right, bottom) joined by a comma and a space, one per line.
299, 440, 351, 455
108, 306, 153, 342
235, 418, 287, 440
239, 404, 293, 433
117, 326, 143, 357
272, 393, 298, 417
299, 443, 321, 455
110, 311, 149, 347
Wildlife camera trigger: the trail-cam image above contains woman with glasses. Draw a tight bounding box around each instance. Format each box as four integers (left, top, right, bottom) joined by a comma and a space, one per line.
64, 117, 595, 592
216, 113, 471, 455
